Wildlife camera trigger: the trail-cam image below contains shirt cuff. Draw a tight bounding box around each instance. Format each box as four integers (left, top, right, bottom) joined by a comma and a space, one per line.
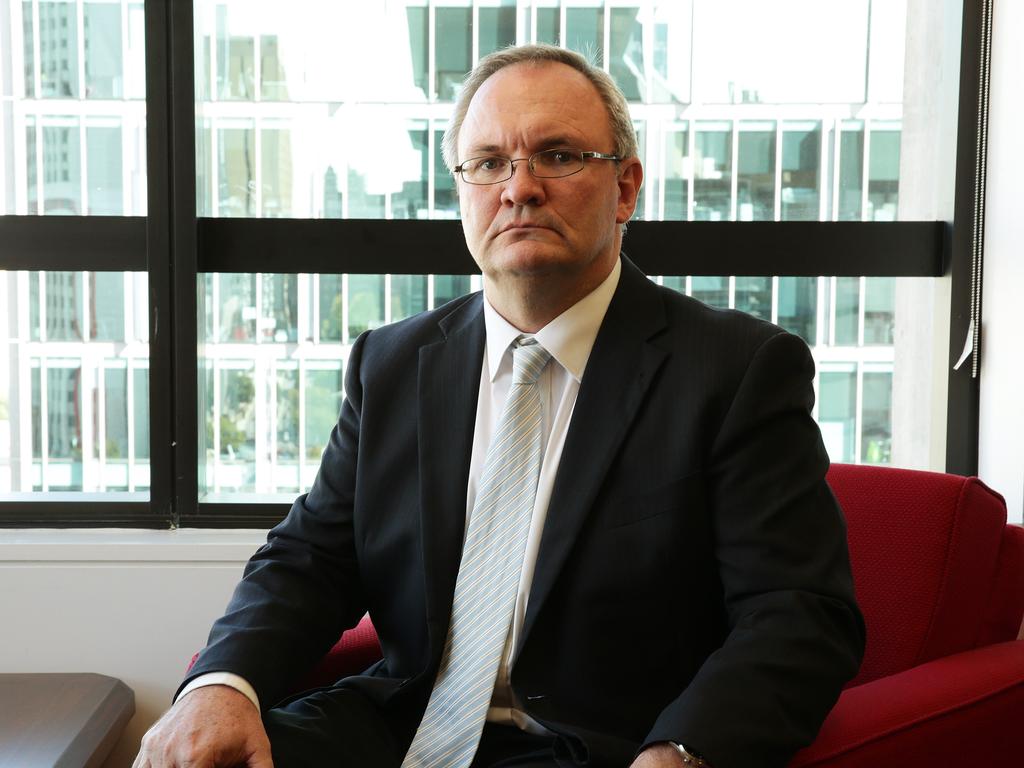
177, 672, 261, 711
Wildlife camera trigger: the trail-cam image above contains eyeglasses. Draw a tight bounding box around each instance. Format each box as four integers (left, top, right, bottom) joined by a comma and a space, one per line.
454, 148, 621, 185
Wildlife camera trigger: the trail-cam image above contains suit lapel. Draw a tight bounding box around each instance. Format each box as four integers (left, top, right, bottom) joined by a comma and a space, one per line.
417, 295, 485, 658
520, 258, 668, 646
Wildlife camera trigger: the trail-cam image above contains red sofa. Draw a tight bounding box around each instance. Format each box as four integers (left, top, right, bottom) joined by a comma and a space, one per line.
206, 465, 1024, 764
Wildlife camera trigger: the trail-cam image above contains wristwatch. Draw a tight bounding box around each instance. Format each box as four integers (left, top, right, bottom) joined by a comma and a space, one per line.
670, 742, 713, 767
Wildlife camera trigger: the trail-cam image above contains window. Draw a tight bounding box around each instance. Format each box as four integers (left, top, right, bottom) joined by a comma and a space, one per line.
0, 0, 982, 525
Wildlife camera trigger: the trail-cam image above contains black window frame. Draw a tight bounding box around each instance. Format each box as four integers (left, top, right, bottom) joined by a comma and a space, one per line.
0, 0, 986, 528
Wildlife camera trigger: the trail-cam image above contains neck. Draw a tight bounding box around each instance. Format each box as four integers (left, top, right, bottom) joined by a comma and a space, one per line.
483, 257, 617, 333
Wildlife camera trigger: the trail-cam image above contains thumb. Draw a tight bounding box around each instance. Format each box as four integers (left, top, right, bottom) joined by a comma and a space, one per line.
247, 747, 274, 768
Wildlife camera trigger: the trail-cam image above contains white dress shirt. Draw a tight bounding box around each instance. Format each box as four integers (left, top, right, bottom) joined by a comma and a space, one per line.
179, 259, 622, 727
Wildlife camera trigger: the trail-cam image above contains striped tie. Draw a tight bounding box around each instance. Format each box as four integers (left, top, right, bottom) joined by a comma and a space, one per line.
402, 335, 552, 768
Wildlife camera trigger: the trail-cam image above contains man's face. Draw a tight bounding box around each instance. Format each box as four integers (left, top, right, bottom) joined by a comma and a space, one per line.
456, 62, 641, 293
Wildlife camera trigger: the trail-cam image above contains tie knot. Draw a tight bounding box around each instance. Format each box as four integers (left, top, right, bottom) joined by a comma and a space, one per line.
511, 335, 551, 385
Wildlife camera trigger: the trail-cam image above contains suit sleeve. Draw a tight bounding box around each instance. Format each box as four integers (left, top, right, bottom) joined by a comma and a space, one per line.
643, 330, 866, 768
178, 331, 372, 710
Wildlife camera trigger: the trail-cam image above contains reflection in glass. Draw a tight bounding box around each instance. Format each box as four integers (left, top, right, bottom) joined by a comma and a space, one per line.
391, 275, 428, 322
734, 276, 771, 320
479, 4, 516, 59
663, 129, 689, 220
609, 7, 643, 101
305, 366, 343, 461
694, 126, 731, 221
862, 371, 892, 463
2, 271, 150, 495
777, 276, 817, 345
737, 123, 775, 221
406, 5, 428, 97
436, 6, 471, 101
781, 122, 820, 221
868, 127, 900, 221
218, 365, 256, 493
261, 127, 292, 217
84, 1, 122, 98
39, 0, 79, 98
91, 272, 125, 341
434, 128, 458, 215
819, 370, 856, 463
260, 34, 287, 100
834, 276, 860, 345
262, 274, 297, 343
275, 365, 299, 466
691, 276, 728, 309
838, 122, 864, 221
566, 7, 604, 66
103, 364, 129, 489
216, 10, 255, 100
348, 275, 385, 340
218, 126, 255, 216
536, 6, 559, 45
43, 124, 82, 214
864, 277, 894, 344
433, 275, 471, 308
219, 274, 256, 342
87, 124, 122, 214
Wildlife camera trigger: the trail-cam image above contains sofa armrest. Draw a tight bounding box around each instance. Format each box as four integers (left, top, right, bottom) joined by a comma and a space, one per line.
789, 640, 1024, 766
292, 614, 382, 692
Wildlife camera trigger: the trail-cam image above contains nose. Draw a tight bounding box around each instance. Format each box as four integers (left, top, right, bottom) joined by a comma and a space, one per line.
500, 159, 546, 207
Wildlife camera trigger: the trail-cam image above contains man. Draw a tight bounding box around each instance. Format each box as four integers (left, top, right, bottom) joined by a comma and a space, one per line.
136, 45, 864, 768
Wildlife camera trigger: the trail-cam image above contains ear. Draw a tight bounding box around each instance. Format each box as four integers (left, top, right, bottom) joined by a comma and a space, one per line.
615, 158, 644, 224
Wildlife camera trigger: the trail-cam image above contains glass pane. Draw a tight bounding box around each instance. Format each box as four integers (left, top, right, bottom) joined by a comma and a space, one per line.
1, 1, 146, 215
0, 271, 150, 497
777, 276, 817, 345
819, 370, 857, 463
734, 276, 771, 321
86, 124, 122, 214
837, 122, 864, 221
834, 276, 860, 346
566, 7, 604, 66
864, 276, 894, 345
198, 272, 480, 501
436, 6, 472, 101
84, 1, 122, 99
479, 4, 516, 60
694, 125, 731, 221
781, 122, 820, 221
662, 128, 688, 220
536, 7, 559, 45
609, 7, 643, 101
868, 126, 900, 221
862, 371, 893, 463
691, 276, 728, 309
737, 123, 775, 221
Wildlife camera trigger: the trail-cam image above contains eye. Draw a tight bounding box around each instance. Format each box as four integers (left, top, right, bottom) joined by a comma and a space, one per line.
551, 150, 577, 165
476, 157, 506, 172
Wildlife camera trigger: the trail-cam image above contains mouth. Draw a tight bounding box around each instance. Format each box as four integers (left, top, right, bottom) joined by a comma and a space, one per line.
498, 222, 555, 235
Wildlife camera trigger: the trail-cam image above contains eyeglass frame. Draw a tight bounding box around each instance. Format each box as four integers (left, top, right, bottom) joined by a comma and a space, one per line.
453, 148, 622, 185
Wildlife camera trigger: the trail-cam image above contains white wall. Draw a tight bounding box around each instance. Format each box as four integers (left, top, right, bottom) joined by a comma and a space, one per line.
0, 530, 264, 768
979, 0, 1024, 523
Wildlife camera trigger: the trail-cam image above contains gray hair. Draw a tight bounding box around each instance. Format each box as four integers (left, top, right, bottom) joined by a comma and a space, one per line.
441, 44, 638, 172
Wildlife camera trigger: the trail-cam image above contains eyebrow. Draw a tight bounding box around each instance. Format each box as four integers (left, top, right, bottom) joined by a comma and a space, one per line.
465, 136, 580, 157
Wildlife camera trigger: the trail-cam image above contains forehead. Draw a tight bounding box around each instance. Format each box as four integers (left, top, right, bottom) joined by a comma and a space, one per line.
459, 62, 614, 155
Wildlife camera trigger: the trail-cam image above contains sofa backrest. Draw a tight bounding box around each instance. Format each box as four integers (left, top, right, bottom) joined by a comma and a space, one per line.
826, 464, 1023, 688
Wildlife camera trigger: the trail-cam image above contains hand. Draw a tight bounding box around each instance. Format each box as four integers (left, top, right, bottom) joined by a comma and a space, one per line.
133, 684, 273, 768
629, 742, 687, 768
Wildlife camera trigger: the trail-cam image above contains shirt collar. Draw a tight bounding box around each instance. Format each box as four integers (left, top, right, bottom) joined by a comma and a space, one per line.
483, 257, 621, 384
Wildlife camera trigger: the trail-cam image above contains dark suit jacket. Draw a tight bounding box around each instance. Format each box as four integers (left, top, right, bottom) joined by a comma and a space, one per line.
186, 257, 865, 768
